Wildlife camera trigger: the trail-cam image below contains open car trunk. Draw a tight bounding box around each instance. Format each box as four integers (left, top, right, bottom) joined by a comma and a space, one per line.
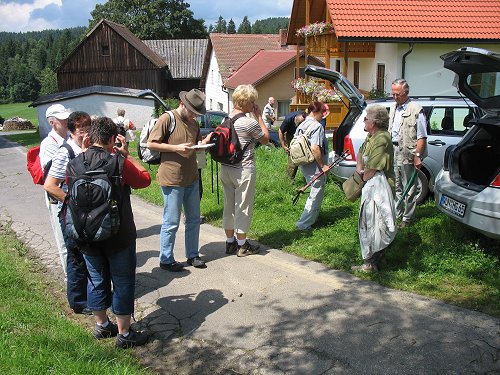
450, 121, 500, 191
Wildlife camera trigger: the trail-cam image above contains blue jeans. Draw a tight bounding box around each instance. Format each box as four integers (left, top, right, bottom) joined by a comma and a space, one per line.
83, 243, 137, 316
159, 181, 200, 264
59, 216, 89, 311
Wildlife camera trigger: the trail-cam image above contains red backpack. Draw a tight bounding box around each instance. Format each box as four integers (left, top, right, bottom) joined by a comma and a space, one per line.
208, 113, 249, 165
27, 139, 73, 185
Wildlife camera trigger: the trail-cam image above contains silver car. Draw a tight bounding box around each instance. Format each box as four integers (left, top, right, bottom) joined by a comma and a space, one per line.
304, 65, 481, 204
434, 47, 500, 240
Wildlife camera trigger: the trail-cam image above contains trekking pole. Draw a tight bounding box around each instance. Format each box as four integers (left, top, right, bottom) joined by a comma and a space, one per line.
216, 161, 220, 205
292, 151, 349, 206
396, 169, 418, 210
211, 156, 214, 193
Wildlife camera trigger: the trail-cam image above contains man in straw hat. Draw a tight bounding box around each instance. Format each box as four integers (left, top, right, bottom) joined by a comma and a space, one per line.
147, 89, 210, 272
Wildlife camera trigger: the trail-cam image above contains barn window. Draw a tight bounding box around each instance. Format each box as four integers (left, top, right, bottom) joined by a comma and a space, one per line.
101, 45, 110, 56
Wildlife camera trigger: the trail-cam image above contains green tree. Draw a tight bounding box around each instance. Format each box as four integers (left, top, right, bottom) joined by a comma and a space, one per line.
89, 0, 207, 39
252, 21, 262, 34
237, 16, 252, 34
37, 67, 58, 96
214, 16, 227, 33
227, 19, 236, 34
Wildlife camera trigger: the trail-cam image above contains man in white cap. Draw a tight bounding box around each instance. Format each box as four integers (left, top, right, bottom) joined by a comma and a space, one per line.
39, 104, 91, 309
147, 89, 210, 272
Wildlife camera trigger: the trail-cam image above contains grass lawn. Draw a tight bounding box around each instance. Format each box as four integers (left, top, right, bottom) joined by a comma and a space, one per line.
0, 222, 153, 375
6, 133, 500, 318
0, 102, 38, 126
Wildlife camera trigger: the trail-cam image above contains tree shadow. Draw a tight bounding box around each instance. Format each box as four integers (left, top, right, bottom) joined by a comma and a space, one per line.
136, 224, 162, 239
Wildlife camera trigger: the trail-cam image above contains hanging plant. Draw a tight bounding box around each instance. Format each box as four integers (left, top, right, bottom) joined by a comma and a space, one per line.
291, 78, 341, 102
295, 22, 335, 38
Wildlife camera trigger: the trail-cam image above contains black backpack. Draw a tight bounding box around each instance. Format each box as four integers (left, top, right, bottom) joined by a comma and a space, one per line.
62, 149, 124, 245
208, 113, 249, 165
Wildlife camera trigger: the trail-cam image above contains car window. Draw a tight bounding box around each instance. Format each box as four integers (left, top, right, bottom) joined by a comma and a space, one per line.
196, 115, 205, 128
210, 114, 225, 129
426, 106, 470, 136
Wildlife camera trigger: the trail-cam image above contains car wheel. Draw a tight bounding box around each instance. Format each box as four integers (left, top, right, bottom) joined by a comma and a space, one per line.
415, 168, 430, 205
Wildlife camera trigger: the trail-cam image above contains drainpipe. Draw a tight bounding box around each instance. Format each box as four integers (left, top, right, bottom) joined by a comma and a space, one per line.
401, 43, 414, 79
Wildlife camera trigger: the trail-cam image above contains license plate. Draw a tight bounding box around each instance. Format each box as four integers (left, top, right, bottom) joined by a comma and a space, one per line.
439, 194, 466, 218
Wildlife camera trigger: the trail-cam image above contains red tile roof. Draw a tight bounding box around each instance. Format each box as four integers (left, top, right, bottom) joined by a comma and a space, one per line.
287, 0, 500, 44
209, 33, 283, 82
224, 50, 325, 89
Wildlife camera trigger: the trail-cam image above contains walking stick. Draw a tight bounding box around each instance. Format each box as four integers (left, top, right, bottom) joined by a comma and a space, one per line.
396, 169, 418, 210
292, 151, 349, 206
211, 156, 214, 193
216, 160, 220, 205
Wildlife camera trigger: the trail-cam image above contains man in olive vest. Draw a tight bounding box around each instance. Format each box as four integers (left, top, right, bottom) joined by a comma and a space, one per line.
388, 79, 427, 228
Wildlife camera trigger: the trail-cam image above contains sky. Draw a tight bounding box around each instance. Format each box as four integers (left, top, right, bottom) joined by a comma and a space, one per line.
0, 0, 294, 33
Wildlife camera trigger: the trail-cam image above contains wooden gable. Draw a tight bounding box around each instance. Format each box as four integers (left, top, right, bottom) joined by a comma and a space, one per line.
56, 19, 168, 96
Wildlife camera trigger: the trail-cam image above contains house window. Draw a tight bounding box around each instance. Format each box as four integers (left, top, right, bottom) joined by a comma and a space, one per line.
354, 61, 360, 88
217, 102, 223, 111
376, 64, 386, 92
277, 100, 290, 119
210, 99, 213, 110
335, 60, 341, 72
295, 67, 305, 79
211, 70, 214, 84
101, 45, 110, 56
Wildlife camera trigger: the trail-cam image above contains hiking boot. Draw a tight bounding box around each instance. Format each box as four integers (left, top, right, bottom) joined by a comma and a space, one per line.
115, 328, 148, 349
159, 261, 184, 272
93, 319, 118, 339
187, 256, 206, 268
225, 241, 238, 255
237, 240, 260, 257
351, 263, 378, 273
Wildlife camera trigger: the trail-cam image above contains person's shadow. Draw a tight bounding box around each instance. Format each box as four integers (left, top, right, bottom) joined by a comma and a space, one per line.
140, 289, 228, 340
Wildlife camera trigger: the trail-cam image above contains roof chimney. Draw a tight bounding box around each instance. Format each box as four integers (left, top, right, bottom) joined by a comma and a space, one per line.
279, 29, 288, 47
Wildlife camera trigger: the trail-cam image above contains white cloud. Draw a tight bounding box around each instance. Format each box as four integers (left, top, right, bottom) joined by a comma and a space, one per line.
0, 0, 62, 32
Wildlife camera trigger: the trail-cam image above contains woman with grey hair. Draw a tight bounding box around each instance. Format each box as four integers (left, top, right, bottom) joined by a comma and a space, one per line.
351, 104, 397, 272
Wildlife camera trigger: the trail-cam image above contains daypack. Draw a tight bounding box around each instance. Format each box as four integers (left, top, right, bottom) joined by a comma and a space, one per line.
137, 111, 175, 164
289, 121, 316, 166
27, 140, 74, 185
62, 150, 124, 244
208, 113, 248, 165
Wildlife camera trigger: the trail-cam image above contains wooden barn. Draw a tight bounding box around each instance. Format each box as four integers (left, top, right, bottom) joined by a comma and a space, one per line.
56, 19, 171, 97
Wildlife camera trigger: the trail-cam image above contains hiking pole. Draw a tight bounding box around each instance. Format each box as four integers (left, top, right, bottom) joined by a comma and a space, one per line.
292, 151, 349, 206
396, 169, 418, 210
211, 156, 214, 193
216, 160, 220, 205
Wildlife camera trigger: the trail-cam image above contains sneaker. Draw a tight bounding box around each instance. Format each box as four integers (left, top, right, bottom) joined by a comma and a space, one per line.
187, 256, 206, 268
237, 240, 260, 257
225, 241, 238, 255
159, 261, 184, 272
351, 263, 378, 273
115, 328, 148, 349
93, 319, 119, 339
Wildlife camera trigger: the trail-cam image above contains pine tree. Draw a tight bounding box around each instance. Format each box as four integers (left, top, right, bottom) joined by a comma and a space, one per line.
238, 16, 252, 34
227, 19, 236, 34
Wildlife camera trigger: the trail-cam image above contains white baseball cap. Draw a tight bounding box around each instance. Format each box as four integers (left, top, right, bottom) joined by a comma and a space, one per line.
46, 104, 70, 120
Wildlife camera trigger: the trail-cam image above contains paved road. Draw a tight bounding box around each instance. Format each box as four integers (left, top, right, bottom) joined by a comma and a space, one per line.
0, 135, 498, 374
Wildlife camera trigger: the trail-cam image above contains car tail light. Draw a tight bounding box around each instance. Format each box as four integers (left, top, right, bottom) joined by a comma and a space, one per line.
343, 136, 356, 161
491, 173, 500, 188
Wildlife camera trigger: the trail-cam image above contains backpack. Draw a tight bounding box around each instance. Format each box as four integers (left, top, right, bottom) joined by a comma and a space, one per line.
62, 149, 124, 244
289, 121, 316, 166
137, 111, 175, 164
27, 140, 74, 185
208, 113, 249, 165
